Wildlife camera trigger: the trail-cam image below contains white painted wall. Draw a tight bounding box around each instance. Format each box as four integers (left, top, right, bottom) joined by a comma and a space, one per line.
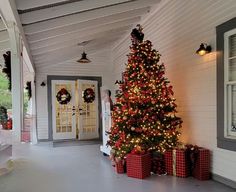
36, 48, 113, 140
111, 0, 236, 182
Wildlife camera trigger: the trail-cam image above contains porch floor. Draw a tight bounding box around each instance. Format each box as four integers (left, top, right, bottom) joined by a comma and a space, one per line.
0, 143, 235, 192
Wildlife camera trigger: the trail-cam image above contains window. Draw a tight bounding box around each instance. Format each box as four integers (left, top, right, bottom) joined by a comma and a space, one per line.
224, 29, 236, 138
217, 17, 236, 151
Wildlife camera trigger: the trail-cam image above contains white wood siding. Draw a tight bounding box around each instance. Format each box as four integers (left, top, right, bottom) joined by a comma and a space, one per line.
112, 0, 236, 182
36, 48, 113, 139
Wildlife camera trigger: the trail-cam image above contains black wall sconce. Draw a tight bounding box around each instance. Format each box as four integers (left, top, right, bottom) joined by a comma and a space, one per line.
196, 43, 212, 56
115, 80, 123, 85
40, 81, 46, 87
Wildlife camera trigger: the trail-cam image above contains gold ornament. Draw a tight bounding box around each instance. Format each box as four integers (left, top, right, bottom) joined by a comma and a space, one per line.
133, 86, 139, 93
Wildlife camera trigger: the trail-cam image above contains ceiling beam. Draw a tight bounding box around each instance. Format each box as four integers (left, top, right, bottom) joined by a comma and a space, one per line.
0, 18, 7, 31
29, 18, 138, 49
23, 0, 157, 34
31, 29, 128, 56
35, 48, 111, 69
0, 30, 9, 42
0, 0, 35, 72
34, 41, 114, 67
20, 0, 134, 24
0, 39, 10, 51
15, 0, 73, 10
33, 34, 122, 60
26, 7, 149, 42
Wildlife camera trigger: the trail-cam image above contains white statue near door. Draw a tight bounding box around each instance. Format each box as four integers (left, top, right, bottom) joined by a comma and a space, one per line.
100, 87, 113, 156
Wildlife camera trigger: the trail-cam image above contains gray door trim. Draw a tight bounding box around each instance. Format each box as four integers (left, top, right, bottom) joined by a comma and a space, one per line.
47, 75, 102, 141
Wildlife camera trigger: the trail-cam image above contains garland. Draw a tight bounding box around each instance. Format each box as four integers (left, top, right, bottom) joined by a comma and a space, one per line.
2, 51, 11, 91
25, 81, 32, 100
56, 88, 71, 105
83, 88, 95, 103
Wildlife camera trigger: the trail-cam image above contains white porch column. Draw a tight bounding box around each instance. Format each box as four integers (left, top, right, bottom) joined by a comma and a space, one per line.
30, 73, 38, 144
8, 22, 23, 143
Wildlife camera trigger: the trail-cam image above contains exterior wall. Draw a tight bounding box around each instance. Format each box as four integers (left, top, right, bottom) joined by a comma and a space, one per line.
112, 0, 236, 182
36, 48, 113, 140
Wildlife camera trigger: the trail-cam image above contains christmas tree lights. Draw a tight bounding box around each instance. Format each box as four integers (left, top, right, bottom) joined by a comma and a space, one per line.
108, 25, 182, 161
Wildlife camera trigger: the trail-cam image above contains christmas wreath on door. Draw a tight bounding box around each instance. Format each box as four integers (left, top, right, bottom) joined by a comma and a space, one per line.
83, 88, 95, 103
56, 88, 71, 105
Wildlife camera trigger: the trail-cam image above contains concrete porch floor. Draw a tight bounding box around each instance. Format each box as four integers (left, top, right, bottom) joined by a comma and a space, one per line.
0, 143, 235, 192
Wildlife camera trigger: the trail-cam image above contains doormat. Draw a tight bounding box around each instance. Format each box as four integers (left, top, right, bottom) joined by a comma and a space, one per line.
0, 159, 14, 176
53, 139, 102, 147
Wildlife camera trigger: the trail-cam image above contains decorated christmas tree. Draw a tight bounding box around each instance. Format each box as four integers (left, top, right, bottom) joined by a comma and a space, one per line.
108, 25, 182, 161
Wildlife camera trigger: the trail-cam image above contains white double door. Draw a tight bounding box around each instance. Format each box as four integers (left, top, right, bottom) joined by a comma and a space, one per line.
52, 79, 99, 140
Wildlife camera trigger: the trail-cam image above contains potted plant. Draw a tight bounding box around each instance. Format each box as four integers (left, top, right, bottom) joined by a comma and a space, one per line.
0, 106, 8, 129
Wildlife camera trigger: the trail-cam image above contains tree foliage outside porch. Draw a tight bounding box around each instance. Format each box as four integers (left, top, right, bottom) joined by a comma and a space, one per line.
0, 72, 28, 113
0, 72, 12, 110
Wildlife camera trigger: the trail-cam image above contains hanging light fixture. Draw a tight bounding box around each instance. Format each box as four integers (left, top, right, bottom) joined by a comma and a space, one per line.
77, 41, 91, 63
77, 51, 91, 63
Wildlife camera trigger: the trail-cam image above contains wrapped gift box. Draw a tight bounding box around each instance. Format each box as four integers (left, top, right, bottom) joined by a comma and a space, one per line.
151, 152, 166, 175
192, 148, 210, 180
164, 149, 189, 178
164, 150, 173, 175
115, 161, 125, 174
126, 153, 151, 179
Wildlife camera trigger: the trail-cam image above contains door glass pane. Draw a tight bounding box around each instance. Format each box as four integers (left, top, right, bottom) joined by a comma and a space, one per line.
80, 83, 97, 134
226, 84, 236, 137
229, 34, 236, 58
55, 84, 73, 133
229, 58, 236, 81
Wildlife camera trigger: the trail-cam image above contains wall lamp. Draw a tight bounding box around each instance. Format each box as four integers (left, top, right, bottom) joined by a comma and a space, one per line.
40, 81, 46, 87
115, 80, 123, 84
196, 43, 212, 56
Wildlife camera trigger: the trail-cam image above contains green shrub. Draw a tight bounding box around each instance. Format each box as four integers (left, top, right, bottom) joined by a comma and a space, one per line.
0, 106, 8, 124
0, 72, 28, 113
0, 72, 12, 109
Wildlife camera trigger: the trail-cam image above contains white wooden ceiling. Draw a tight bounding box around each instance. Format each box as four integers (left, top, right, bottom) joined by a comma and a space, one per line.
0, 17, 10, 68
15, 0, 161, 68
0, 16, 31, 83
